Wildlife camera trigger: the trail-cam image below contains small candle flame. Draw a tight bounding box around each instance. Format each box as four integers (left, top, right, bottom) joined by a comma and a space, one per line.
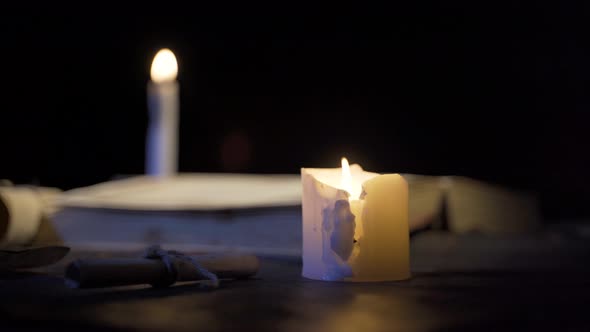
150, 48, 178, 83
341, 157, 353, 198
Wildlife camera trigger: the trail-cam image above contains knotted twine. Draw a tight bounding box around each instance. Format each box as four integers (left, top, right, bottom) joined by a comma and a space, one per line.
143, 245, 220, 289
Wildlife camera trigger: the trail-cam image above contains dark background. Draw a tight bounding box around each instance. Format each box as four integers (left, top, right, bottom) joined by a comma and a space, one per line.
1, 5, 589, 221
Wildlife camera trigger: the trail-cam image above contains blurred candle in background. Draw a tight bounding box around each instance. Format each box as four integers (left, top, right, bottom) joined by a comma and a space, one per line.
146, 48, 179, 177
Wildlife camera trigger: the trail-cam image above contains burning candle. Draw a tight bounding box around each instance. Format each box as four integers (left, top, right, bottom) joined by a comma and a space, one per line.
146, 48, 179, 177
301, 158, 410, 282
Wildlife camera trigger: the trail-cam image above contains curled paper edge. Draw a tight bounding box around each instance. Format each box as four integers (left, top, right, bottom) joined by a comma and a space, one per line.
0, 186, 44, 247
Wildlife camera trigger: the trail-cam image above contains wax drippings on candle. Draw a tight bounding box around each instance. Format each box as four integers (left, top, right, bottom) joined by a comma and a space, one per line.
150, 48, 178, 83
321, 200, 355, 280
328, 200, 356, 262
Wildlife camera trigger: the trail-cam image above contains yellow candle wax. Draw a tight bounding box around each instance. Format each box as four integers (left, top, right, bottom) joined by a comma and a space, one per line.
354, 174, 410, 281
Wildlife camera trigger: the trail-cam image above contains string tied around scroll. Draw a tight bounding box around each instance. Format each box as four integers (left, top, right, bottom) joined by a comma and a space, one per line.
143, 245, 220, 289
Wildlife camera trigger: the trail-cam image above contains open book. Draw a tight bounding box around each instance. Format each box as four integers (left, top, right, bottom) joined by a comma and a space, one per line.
0, 172, 546, 261
53, 173, 541, 235
405, 174, 541, 234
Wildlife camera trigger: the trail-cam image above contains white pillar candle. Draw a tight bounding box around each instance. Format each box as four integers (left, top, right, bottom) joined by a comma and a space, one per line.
146, 48, 179, 177
301, 158, 410, 282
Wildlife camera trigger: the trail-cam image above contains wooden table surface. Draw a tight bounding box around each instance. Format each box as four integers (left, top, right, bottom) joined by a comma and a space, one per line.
1, 229, 590, 332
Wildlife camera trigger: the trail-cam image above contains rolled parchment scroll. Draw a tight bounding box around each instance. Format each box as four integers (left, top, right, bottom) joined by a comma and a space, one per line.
0, 185, 63, 248
65, 251, 260, 289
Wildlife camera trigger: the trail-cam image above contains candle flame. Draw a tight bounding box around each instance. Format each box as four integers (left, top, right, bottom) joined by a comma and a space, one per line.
150, 48, 178, 83
341, 157, 353, 198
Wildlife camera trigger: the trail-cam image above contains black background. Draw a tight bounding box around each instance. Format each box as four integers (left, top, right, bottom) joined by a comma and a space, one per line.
1, 4, 589, 221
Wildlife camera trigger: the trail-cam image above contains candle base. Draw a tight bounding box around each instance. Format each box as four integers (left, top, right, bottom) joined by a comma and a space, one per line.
301, 275, 412, 283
